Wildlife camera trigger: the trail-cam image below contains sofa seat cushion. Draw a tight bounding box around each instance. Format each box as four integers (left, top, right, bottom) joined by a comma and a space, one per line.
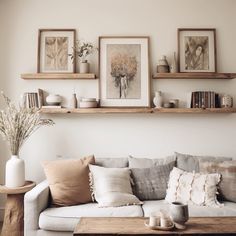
39, 203, 143, 232
142, 200, 236, 217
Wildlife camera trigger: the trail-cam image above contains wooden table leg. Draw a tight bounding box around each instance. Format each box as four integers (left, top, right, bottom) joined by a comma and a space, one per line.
1, 193, 24, 236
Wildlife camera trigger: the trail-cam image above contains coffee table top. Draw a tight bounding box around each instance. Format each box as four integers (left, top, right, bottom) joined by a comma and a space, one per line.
74, 217, 236, 235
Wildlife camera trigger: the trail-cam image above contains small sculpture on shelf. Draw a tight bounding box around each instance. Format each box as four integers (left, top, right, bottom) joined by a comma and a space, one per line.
157, 55, 169, 73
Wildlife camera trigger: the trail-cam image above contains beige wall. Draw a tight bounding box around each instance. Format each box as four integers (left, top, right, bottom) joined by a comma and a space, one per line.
0, 0, 236, 219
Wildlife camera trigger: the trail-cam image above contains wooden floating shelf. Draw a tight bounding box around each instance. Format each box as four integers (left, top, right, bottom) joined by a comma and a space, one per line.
40, 107, 236, 114
21, 73, 97, 80
153, 72, 236, 79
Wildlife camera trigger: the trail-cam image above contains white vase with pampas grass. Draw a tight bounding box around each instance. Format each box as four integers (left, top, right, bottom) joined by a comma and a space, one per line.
0, 92, 54, 188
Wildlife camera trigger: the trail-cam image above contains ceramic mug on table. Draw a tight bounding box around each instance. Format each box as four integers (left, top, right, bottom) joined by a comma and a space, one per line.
170, 202, 189, 229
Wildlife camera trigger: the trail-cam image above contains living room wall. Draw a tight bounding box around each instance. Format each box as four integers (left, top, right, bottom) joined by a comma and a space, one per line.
0, 0, 236, 219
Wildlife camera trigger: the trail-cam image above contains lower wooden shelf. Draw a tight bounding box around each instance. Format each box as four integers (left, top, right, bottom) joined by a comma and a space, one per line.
40, 107, 236, 114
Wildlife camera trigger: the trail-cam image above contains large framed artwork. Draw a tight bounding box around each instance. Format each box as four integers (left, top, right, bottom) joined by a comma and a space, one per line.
37, 29, 76, 73
99, 36, 150, 107
178, 28, 216, 72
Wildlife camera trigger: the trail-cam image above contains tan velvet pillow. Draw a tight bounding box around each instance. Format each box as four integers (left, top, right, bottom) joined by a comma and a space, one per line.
42, 155, 95, 206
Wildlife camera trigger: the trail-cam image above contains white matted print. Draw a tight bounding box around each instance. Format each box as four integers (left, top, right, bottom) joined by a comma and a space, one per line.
178, 29, 216, 72
38, 29, 75, 73
99, 37, 150, 107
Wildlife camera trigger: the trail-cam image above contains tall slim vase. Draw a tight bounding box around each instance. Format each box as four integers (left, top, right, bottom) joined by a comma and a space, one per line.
5, 155, 25, 188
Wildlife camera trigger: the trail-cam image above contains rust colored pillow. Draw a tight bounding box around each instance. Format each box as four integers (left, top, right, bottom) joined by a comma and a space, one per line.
42, 155, 95, 206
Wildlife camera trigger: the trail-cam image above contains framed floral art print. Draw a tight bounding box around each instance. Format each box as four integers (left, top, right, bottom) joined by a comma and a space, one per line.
178, 28, 216, 72
37, 29, 76, 73
99, 36, 150, 107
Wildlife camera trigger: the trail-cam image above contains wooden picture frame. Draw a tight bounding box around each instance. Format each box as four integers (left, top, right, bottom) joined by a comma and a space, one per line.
178, 28, 216, 72
37, 29, 76, 73
99, 36, 150, 107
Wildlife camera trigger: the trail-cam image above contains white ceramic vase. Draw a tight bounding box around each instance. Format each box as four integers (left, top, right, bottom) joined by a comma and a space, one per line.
153, 91, 163, 108
5, 155, 25, 188
79, 62, 90, 73
46, 94, 62, 106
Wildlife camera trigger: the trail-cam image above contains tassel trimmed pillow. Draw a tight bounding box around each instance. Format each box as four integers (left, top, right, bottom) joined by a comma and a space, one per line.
89, 165, 142, 207
165, 167, 222, 207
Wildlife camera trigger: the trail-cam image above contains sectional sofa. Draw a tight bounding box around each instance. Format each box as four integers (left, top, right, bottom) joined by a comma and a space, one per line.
24, 155, 236, 236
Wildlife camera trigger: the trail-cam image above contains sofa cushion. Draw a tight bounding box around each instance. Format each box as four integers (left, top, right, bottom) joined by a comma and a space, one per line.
89, 165, 142, 207
165, 167, 221, 207
175, 152, 232, 172
130, 162, 175, 200
42, 155, 95, 206
128, 155, 176, 168
95, 157, 128, 168
142, 200, 236, 217
199, 160, 236, 203
39, 203, 143, 231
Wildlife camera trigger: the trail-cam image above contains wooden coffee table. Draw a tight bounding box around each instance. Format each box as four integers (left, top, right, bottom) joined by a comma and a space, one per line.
74, 217, 236, 235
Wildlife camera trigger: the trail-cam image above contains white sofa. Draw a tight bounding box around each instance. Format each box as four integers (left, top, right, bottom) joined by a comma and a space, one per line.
24, 157, 236, 236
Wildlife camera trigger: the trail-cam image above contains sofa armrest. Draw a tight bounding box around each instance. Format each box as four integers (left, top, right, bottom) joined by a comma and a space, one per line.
24, 180, 50, 233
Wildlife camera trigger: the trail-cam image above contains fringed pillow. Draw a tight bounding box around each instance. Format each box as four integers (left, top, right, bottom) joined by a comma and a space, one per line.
165, 167, 222, 207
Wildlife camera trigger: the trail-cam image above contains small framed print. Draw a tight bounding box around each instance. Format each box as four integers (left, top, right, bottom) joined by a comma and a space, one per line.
99, 36, 150, 107
37, 29, 76, 73
178, 28, 216, 72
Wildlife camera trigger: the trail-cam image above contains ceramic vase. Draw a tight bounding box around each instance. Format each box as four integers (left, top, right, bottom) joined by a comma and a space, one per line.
46, 94, 62, 106
5, 155, 25, 188
170, 52, 178, 73
170, 202, 189, 229
69, 94, 78, 108
221, 94, 233, 108
153, 91, 163, 108
79, 61, 90, 73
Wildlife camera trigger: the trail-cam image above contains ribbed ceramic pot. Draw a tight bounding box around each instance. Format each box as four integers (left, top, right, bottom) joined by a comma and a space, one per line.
5, 155, 25, 188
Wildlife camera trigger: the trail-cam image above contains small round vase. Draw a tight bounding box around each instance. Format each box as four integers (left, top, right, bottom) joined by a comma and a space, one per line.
46, 94, 62, 106
79, 62, 90, 73
5, 155, 25, 188
153, 91, 163, 108
170, 202, 189, 229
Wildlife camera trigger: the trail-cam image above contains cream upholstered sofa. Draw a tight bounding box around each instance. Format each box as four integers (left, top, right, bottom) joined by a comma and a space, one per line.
24, 156, 236, 236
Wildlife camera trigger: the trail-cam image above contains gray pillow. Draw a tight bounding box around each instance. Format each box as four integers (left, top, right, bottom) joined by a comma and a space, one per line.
128, 155, 176, 168
95, 157, 128, 168
130, 161, 175, 200
175, 152, 232, 172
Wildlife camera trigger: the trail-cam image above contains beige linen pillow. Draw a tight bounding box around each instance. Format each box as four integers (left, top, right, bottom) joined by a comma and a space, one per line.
89, 165, 142, 207
165, 167, 222, 207
42, 155, 95, 206
199, 160, 236, 203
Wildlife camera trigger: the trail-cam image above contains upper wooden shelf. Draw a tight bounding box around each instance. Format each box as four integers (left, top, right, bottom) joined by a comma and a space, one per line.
21, 73, 97, 80
40, 107, 236, 114
153, 72, 236, 79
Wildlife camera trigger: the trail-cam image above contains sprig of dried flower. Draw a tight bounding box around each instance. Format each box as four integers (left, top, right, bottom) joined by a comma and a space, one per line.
69, 40, 97, 63
0, 92, 54, 156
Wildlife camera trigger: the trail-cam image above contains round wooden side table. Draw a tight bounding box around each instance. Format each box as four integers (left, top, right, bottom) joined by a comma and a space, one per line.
0, 181, 36, 236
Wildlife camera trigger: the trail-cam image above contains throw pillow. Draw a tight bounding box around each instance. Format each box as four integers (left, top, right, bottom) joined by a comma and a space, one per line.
89, 165, 142, 207
128, 155, 176, 168
199, 160, 236, 203
130, 162, 175, 200
42, 155, 95, 206
175, 152, 232, 172
165, 167, 222, 207
95, 157, 128, 168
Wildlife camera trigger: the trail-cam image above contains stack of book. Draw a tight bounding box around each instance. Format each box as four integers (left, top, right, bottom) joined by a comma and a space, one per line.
191, 91, 220, 108
23, 89, 44, 108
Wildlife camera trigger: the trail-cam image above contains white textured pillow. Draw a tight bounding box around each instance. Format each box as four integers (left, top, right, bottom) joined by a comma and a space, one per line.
89, 165, 142, 207
165, 167, 222, 207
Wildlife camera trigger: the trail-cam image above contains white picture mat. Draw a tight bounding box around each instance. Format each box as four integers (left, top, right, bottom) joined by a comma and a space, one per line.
39, 31, 74, 73
179, 30, 215, 72
100, 38, 150, 107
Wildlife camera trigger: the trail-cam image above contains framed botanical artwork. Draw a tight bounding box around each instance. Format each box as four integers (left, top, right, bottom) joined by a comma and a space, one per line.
37, 29, 76, 73
178, 28, 216, 72
99, 36, 150, 107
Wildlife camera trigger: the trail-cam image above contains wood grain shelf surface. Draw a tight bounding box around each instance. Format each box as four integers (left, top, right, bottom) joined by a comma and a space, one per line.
153, 72, 236, 79
40, 107, 236, 114
21, 73, 97, 80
